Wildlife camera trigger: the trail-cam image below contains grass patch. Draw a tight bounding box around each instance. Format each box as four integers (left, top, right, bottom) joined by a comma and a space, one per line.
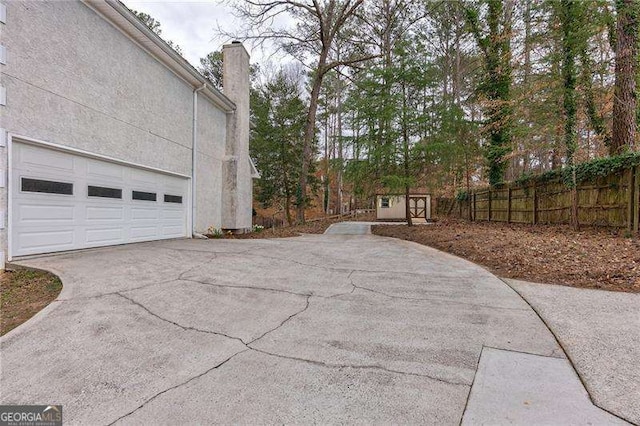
1, 269, 62, 336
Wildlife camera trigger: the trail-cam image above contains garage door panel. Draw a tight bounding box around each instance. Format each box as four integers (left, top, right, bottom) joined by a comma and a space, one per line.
86, 206, 124, 221
87, 160, 124, 180
86, 228, 125, 244
131, 207, 159, 220
19, 146, 75, 173
18, 176, 77, 196
162, 226, 185, 237
161, 208, 184, 220
19, 204, 75, 222
130, 226, 158, 239
130, 169, 158, 186
11, 142, 189, 257
18, 229, 75, 252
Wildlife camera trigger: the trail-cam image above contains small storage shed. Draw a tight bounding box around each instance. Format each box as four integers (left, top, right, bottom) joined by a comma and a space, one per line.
376, 194, 431, 221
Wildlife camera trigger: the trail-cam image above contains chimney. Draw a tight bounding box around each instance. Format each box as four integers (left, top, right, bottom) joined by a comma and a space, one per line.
221, 42, 252, 230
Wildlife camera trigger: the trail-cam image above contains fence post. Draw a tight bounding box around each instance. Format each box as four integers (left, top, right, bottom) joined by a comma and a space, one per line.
635, 165, 640, 233
628, 168, 635, 233
473, 192, 477, 221
507, 187, 512, 223
532, 183, 538, 225
488, 190, 492, 222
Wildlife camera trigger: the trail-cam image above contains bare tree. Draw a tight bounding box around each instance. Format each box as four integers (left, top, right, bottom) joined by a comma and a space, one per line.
230, 0, 374, 222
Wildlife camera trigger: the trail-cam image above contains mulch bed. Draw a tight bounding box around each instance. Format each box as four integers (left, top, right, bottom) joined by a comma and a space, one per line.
372, 219, 640, 293
1, 269, 62, 335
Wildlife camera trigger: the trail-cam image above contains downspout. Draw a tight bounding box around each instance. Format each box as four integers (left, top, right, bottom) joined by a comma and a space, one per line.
192, 83, 207, 238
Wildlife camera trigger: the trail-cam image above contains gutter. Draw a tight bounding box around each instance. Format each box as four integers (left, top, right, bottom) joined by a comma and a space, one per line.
192, 83, 207, 237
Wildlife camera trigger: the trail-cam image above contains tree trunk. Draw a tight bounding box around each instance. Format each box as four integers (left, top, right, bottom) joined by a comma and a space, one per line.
323, 102, 330, 214
467, 0, 513, 186
297, 53, 328, 223
401, 82, 412, 227
611, 0, 638, 155
560, 0, 580, 229
336, 62, 344, 215
285, 194, 292, 226
404, 186, 412, 227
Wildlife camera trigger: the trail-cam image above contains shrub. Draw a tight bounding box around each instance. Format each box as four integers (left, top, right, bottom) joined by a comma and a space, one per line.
207, 226, 223, 238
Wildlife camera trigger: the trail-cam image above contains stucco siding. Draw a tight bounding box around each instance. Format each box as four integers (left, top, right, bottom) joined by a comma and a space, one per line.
195, 96, 226, 231
196, 96, 227, 161
2, 1, 195, 173
222, 44, 252, 230
0, 1, 241, 257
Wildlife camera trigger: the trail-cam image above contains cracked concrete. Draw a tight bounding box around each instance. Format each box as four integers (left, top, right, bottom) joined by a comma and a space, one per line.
0, 225, 626, 424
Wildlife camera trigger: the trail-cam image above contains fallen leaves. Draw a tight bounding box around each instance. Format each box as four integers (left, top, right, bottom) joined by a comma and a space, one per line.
372, 219, 640, 293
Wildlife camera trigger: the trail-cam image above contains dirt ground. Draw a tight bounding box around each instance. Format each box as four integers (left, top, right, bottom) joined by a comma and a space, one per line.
0, 269, 62, 335
372, 219, 640, 293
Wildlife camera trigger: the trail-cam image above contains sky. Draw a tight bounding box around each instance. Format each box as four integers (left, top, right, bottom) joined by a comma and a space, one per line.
122, 0, 289, 70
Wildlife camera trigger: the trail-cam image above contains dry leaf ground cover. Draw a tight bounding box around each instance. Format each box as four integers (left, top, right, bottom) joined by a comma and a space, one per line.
373, 219, 640, 293
1, 269, 62, 335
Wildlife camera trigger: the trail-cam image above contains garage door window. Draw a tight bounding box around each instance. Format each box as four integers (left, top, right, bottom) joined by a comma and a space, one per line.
88, 185, 122, 199
22, 178, 73, 195
164, 194, 182, 204
132, 190, 156, 201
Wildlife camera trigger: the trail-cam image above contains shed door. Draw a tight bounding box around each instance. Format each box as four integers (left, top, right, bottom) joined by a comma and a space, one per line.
11, 142, 188, 257
409, 197, 427, 219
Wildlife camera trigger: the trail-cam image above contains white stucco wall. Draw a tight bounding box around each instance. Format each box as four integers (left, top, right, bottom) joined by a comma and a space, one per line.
0, 1, 242, 257
2, 1, 195, 172
195, 96, 227, 231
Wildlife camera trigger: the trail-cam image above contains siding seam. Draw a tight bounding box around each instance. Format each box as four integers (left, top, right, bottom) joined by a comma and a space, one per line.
1, 71, 207, 152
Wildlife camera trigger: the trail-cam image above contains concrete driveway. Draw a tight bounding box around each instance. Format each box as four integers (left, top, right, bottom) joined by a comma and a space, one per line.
0, 223, 626, 424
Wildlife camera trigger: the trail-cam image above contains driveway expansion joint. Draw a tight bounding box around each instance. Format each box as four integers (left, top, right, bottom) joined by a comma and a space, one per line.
351, 283, 528, 312
247, 347, 471, 387
107, 348, 251, 425
115, 292, 249, 345
118, 288, 468, 388
499, 278, 633, 425
180, 277, 312, 298
177, 254, 218, 281
247, 295, 312, 345
58, 278, 181, 302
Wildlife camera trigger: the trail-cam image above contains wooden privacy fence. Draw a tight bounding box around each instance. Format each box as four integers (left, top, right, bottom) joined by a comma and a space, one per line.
436, 166, 640, 232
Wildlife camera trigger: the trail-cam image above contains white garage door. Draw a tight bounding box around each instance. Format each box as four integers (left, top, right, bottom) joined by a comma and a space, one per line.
11, 142, 189, 257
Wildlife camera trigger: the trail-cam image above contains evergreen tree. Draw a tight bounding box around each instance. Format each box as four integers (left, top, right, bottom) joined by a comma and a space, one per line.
250, 69, 315, 225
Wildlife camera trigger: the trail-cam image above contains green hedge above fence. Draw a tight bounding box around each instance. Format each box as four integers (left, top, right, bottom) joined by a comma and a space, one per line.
514, 152, 640, 188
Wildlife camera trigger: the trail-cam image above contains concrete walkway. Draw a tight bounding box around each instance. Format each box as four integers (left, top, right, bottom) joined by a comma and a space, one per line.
0, 223, 627, 424
508, 279, 640, 425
